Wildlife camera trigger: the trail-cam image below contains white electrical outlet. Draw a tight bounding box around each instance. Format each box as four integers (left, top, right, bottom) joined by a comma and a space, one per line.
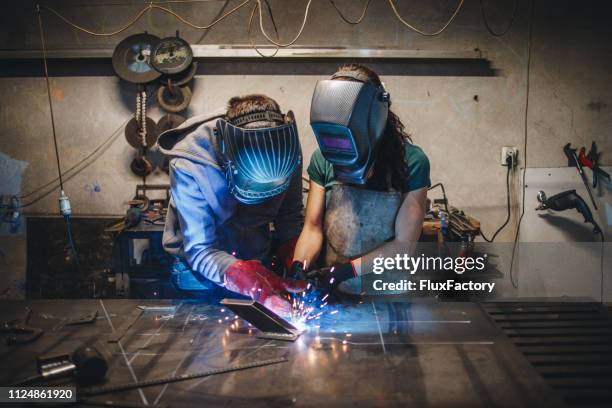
501, 147, 518, 167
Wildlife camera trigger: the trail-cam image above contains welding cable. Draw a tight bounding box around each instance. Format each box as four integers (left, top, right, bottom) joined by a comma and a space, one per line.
328, 0, 373, 25
509, 0, 534, 289
387, 0, 464, 36
479, 0, 518, 37
248, 0, 280, 58
13, 117, 131, 210
480, 164, 512, 243
36, 7, 64, 193
256, 0, 314, 47
39, 0, 251, 36
17, 117, 131, 201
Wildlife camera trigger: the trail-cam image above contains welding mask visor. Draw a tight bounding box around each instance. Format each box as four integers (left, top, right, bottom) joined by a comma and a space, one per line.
310, 78, 389, 184
216, 111, 301, 205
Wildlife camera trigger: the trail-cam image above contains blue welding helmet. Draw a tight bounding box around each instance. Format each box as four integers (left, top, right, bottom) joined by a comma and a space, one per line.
310, 70, 390, 185
216, 110, 301, 205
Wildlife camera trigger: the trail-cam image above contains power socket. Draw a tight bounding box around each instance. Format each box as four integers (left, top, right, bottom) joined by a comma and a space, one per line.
501, 147, 518, 167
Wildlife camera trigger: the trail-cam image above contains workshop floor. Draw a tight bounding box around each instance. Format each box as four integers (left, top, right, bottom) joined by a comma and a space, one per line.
0, 297, 568, 407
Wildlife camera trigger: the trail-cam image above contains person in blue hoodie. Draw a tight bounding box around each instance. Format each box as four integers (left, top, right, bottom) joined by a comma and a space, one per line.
157, 94, 305, 314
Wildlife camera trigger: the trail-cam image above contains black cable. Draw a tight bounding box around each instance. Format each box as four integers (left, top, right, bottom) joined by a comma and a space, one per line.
36, 6, 64, 192
509, 0, 534, 289
17, 117, 130, 200
328, 0, 372, 25
428, 182, 449, 214
480, 164, 512, 242
479, 0, 518, 37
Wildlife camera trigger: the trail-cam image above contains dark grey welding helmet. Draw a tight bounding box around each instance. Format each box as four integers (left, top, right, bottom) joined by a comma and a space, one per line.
310, 70, 390, 184
216, 110, 301, 205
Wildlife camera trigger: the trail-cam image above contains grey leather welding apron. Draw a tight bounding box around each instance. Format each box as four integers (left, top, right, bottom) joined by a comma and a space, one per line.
324, 184, 402, 294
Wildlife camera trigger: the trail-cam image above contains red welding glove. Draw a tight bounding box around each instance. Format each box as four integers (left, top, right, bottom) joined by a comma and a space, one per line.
224, 260, 306, 315
276, 236, 299, 271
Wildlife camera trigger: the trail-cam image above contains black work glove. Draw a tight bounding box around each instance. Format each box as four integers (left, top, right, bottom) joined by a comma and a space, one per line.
289, 261, 306, 280
306, 262, 356, 292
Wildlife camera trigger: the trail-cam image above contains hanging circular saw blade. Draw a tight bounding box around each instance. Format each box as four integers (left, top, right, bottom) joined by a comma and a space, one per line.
125, 117, 158, 148
156, 113, 186, 135
112, 33, 162, 84
151, 37, 193, 75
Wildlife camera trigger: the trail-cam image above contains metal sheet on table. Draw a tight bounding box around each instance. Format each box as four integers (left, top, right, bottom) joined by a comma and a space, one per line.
0, 299, 565, 407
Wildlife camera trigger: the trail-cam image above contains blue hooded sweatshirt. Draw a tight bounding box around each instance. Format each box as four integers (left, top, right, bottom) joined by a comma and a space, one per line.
157, 109, 304, 285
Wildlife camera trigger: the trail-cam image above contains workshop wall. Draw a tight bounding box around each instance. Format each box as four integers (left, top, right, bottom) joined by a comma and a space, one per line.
1, 1, 610, 299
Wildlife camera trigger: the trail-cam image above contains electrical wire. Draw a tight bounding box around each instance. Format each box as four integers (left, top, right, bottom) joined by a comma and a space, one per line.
256, 0, 313, 47
480, 164, 512, 243
387, 0, 464, 36
479, 0, 518, 37
36, 7, 64, 192
39, 0, 251, 36
248, 0, 280, 57
328, 0, 372, 25
509, 0, 535, 289
11, 117, 130, 210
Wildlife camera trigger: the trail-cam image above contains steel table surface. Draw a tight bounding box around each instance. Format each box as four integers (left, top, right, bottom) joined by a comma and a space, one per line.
0, 298, 565, 407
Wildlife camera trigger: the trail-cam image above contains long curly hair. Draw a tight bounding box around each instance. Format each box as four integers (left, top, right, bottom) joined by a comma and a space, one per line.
333, 64, 411, 191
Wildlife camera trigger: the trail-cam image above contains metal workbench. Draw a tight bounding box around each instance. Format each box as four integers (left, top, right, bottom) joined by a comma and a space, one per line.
0, 298, 565, 407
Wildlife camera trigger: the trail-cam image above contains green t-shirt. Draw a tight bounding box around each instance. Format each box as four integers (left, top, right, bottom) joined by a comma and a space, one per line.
307, 144, 431, 193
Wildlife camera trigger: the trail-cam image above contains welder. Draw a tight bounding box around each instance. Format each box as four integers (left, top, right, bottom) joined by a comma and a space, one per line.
291, 64, 431, 293
158, 95, 305, 314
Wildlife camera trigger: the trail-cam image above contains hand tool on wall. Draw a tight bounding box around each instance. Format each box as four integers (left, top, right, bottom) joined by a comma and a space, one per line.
536, 189, 601, 235
579, 142, 610, 188
563, 143, 598, 209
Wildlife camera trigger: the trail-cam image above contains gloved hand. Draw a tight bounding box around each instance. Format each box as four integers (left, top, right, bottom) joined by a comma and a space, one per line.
289, 261, 306, 280
306, 262, 356, 292
276, 236, 299, 271
224, 260, 306, 315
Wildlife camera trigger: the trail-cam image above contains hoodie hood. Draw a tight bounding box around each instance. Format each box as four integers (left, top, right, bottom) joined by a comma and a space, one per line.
157, 108, 226, 168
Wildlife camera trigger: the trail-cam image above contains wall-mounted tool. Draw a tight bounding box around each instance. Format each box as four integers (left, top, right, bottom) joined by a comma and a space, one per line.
151, 35, 193, 75
153, 33, 195, 114
563, 143, 598, 209
112, 33, 161, 84
536, 189, 601, 235
126, 89, 157, 177
157, 84, 192, 113
579, 142, 610, 188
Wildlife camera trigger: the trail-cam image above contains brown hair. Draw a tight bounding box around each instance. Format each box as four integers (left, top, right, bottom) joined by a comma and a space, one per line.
333, 63, 411, 191
226, 94, 282, 128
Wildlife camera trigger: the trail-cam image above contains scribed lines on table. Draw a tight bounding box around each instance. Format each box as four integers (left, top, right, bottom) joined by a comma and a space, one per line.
99, 299, 149, 406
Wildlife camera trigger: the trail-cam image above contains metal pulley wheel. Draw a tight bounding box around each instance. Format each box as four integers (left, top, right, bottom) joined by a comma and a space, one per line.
157, 85, 192, 113
130, 154, 153, 177
125, 117, 158, 148
112, 33, 161, 84
155, 113, 186, 134
158, 61, 198, 87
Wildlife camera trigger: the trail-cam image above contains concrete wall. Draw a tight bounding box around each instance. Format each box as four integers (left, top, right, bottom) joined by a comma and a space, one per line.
0, 0, 610, 299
